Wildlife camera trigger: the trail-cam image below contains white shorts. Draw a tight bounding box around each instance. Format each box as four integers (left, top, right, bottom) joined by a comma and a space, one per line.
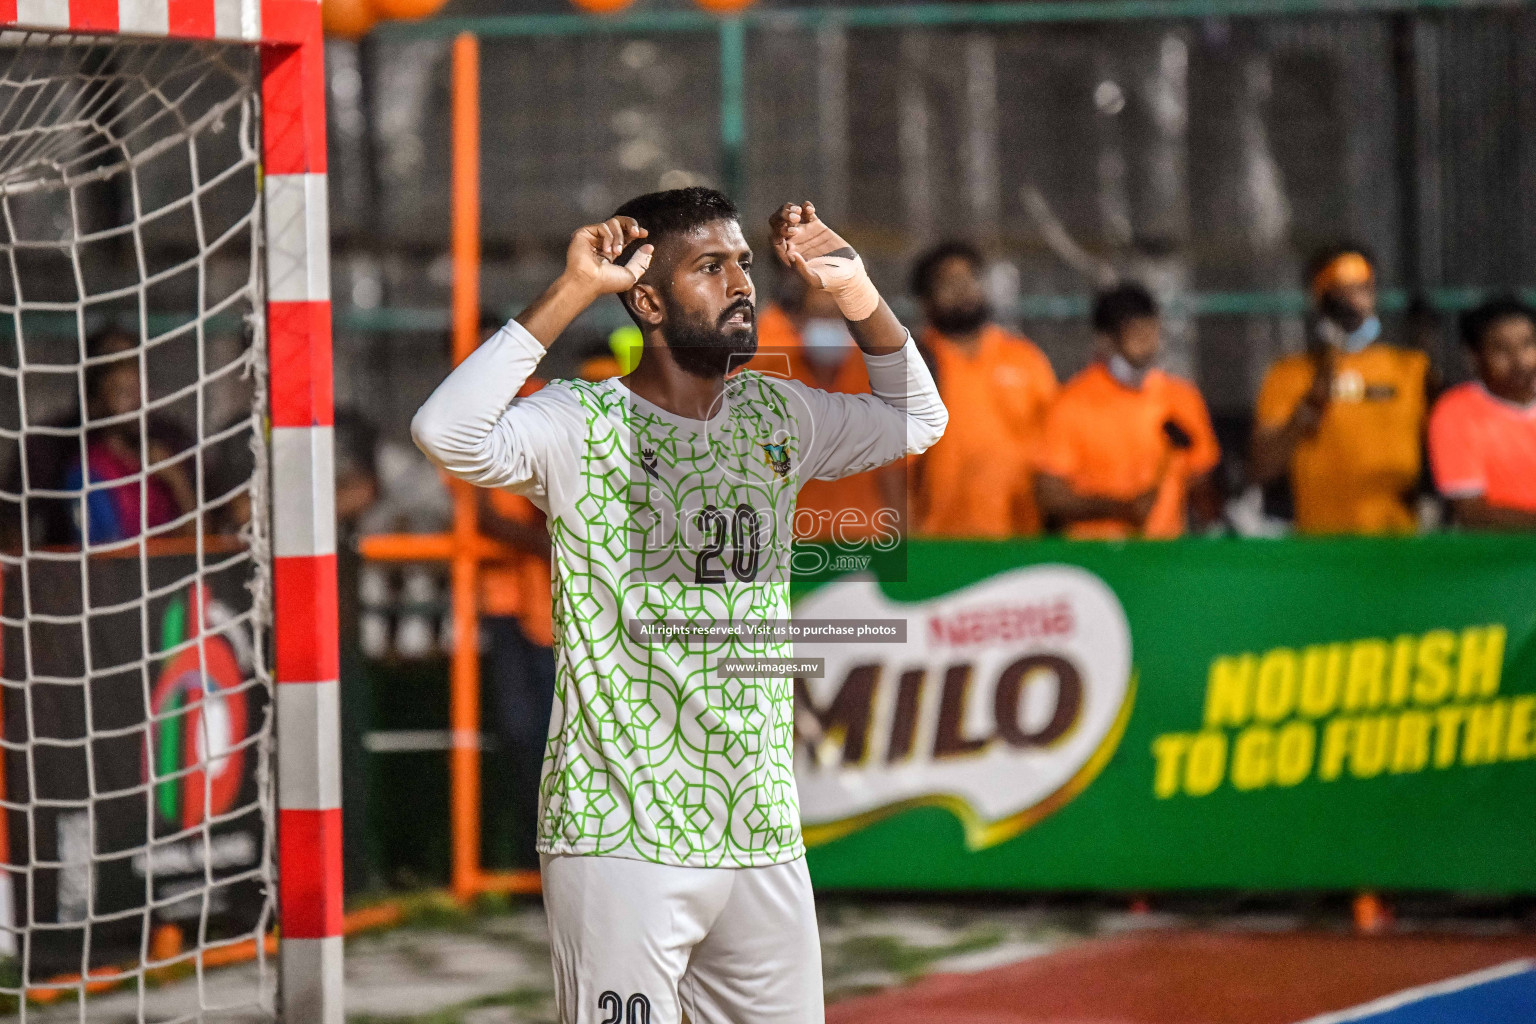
540, 853, 824, 1024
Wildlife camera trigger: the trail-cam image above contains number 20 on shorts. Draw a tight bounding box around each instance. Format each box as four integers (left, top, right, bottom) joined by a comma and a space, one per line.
599, 991, 651, 1024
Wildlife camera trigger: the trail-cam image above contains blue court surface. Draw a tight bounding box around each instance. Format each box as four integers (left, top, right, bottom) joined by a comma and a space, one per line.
1297, 960, 1536, 1024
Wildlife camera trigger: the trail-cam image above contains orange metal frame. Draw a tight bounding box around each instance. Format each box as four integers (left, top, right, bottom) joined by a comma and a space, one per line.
358, 33, 538, 902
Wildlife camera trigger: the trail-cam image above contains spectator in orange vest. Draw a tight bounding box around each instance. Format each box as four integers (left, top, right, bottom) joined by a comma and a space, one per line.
1429, 296, 1536, 530
749, 275, 903, 546
1249, 246, 1431, 534
908, 241, 1058, 538
1036, 283, 1220, 539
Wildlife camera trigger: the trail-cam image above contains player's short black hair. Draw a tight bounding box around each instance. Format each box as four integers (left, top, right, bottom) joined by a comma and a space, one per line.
611, 188, 739, 329
1092, 282, 1159, 336
612, 186, 738, 252
910, 241, 983, 302
1459, 295, 1536, 351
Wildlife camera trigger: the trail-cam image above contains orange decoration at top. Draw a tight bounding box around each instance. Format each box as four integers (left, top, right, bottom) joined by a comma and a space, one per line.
570, 0, 639, 13
371, 0, 452, 22
321, 0, 378, 39
323, 0, 452, 38
693, 0, 756, 11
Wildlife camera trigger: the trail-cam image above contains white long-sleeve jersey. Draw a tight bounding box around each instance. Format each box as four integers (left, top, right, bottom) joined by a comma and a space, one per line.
412, 318, 946, 867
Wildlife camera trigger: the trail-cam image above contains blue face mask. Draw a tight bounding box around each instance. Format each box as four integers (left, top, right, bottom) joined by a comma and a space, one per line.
1107, 352, 1150, 389
802, 318, 852, 369
1342, 314, 1381, 353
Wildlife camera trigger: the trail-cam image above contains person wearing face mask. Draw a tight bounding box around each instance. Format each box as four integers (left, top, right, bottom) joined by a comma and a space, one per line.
1035, 283, 1220, 539
1428, 296, 1536, 530
1250, 246, 1431, 534
909, 241, 1058, 538
750, 273, 902, 542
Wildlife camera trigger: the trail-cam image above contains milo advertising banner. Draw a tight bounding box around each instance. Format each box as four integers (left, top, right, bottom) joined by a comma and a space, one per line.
792, 535, 1536, 893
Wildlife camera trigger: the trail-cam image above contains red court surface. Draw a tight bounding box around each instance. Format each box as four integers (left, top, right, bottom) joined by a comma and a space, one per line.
828, 929, 1536, 1024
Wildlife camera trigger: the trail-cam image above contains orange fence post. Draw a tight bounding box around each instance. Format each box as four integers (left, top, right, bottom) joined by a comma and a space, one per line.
448, 30, 483, 903
356, 33, 539, 903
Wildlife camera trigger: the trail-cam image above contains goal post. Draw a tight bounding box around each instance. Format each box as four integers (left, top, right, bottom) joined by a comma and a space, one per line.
0, 1, 339, 1021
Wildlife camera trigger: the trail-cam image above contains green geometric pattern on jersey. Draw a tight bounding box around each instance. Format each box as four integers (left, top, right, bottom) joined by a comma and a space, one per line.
537, 370, 809, 867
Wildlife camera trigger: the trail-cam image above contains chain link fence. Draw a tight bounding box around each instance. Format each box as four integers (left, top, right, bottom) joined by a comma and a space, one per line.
322, 1, 1536, 446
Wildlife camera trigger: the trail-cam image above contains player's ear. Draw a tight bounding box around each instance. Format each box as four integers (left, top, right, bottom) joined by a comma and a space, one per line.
627, 282, 665, 327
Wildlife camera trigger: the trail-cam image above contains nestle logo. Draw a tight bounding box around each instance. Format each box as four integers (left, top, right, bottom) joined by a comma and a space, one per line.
927, 598, 1075, 648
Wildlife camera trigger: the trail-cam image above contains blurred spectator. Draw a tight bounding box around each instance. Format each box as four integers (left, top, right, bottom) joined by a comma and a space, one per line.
478, 370, 556, 870
750, 272, 903, 542
203, 419, 255, 536
1428, 296, 1536, 530
336, 408, 380, 532
2, 392, 83, 550
64, 328, 196, 544
909, 241, 1057, 538
1250, 247, 1430, 534
335, 407, 382, 894
1035, 284, 1220, 538
579, 347, 623, 382
579, 327, 635, 382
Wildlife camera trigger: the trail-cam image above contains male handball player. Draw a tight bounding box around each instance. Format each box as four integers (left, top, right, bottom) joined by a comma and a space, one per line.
413, 187, 947, 1022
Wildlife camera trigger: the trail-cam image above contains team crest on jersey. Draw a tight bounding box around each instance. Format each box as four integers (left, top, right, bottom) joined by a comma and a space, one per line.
759, 439, 791, 478
639, 447, 660, 480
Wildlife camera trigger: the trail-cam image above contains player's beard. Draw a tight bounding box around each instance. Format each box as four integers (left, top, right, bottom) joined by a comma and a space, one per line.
930, 300, 989, 336
662, 298, 758, 379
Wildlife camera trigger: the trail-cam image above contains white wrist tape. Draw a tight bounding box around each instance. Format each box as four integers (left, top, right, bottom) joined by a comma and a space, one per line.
805, 252, 880, 322
618, 243, 653, 283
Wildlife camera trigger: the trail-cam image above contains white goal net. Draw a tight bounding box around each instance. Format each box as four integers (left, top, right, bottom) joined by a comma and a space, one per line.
0, 31, 275, 1022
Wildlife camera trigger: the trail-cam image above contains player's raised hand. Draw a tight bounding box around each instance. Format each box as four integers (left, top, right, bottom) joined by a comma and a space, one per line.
769, 201, 879, 322
770, 201, 853, 287
565, 216, 653, 296
515, 217, 652, 347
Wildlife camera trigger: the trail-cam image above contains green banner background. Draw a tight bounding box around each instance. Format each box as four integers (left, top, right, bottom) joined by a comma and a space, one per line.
795, 535, 1536, 894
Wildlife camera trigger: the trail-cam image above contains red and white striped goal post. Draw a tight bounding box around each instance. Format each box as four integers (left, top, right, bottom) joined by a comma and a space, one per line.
0, 1, 338, 1019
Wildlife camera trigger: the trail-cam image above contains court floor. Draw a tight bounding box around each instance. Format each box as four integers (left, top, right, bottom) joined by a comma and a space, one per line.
19, 897, 1536, 1022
